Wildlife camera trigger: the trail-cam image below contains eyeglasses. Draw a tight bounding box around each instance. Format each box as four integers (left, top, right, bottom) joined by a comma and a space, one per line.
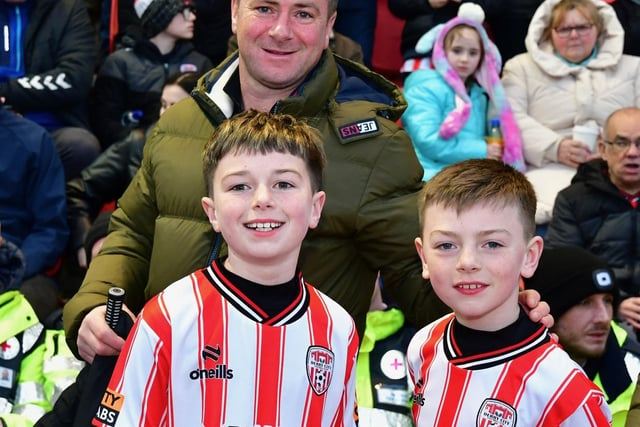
181, 6, 196, 19
604, 137, 640, 152
553, 24, 594, 38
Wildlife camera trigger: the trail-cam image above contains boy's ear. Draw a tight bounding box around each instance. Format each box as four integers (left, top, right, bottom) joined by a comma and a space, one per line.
414, 237, 430, 280
521, 235, 544, 279
308, 191, 326, 229
201, 196, 221, 232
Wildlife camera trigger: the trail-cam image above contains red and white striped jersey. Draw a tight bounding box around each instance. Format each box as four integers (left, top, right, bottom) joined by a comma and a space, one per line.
93, 262, 359, 427
407, 313, 612, 427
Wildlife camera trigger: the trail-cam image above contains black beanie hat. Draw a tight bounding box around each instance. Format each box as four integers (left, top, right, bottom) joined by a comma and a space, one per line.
134, 0, 192, 38
522, 246, 617, 320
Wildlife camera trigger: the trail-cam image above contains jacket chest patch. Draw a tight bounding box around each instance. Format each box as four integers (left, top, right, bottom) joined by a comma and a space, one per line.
339, 119, 379, 140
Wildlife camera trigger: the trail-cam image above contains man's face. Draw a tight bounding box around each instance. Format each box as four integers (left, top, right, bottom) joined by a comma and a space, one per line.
600, 110, 640, 194
553, 293, 613, 365
231, 0, 336, 95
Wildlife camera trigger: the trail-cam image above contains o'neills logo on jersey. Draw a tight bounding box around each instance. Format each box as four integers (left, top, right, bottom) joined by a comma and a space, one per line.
338, 119, 379, 139
189, 364, 234, 380
476, 398, 517, 427
306, 346, 334, 396
189, 344, 234, 381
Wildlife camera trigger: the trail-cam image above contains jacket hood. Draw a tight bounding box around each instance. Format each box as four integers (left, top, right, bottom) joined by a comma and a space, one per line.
572, 158, 620, 196
192, 50, 407, 124
525, 0, 624, 77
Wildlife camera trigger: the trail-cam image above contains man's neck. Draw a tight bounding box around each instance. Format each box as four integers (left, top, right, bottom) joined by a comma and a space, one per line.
238, 66, 298, 112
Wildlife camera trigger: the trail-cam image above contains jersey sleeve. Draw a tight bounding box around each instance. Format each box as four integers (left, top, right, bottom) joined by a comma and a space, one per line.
93, 295, 172, 427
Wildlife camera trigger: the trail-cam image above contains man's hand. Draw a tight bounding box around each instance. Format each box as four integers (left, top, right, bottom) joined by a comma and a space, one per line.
77, 304, 135, 364
618, 297, 640, 330
519, 288, 553, 329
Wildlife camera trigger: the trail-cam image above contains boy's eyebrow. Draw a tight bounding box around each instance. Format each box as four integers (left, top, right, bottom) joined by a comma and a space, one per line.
429, 229, 510, 237
220, 168, 303, 179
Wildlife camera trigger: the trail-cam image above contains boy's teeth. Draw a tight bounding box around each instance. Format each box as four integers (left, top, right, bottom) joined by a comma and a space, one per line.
248, 222, 281, 231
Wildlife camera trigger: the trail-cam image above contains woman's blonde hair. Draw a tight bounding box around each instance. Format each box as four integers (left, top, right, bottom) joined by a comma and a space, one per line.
542, 0, 604, 42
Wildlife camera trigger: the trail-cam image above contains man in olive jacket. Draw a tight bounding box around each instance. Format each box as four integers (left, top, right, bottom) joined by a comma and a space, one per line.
64, 0, 547, 363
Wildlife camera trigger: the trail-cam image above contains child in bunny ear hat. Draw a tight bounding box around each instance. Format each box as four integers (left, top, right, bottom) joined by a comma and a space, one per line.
402, 3, 525, 181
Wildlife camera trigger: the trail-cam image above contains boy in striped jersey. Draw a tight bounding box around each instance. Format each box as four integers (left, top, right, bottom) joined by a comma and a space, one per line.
407, 159, 612, 426
93, 110, 359, 427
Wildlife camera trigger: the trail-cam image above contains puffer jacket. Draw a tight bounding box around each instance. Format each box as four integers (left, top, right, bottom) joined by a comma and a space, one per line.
402, 68, 489, 182
92, 37, 212, 146
0, 0, 96, 129
546, 159, 640, 298
502, 0, 640, 169
63, 51, 451, 355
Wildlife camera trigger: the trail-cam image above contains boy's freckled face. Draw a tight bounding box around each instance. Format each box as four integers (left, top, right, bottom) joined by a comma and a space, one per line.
203, 151, 324, 270
415, 203, 540, 331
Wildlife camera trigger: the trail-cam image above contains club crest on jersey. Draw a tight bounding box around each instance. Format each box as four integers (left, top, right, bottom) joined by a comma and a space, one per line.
476, 398, 517, 427
338, 119, 379, 140
306, 346, 334, 395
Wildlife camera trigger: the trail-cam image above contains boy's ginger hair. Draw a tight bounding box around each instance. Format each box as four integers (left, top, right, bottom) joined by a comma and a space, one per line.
203, 109, 327, 197
419, 159, 537, 238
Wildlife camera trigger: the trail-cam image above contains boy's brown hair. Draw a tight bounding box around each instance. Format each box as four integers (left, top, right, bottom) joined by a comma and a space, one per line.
418, 159, 537, 238
202, 109, 327, 197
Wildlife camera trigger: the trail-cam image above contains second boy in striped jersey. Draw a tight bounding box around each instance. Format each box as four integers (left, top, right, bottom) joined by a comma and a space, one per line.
93, 110, 358, 427
408, 159, 611, 426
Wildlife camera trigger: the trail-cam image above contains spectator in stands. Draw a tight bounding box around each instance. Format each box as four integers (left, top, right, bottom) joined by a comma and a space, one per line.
502, 0, 640, 225
524, 246, 640, 427
101, 0, 232, 66
0, 106, 68, 323
91, 0, 211, 148
68, 72, 200, 270
0, 0, 101, 181
546, 107, 640, 334
402, 7, 525, 181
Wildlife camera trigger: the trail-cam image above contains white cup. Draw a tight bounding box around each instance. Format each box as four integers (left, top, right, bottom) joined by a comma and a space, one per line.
572, 125, 599, 153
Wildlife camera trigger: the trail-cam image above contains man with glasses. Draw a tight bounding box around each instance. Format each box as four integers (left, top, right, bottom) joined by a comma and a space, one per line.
546, 107, 640, 335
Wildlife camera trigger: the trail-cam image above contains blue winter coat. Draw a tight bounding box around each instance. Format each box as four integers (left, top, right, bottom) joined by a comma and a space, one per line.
402, 68, 488, 181
0, 108, 68, 279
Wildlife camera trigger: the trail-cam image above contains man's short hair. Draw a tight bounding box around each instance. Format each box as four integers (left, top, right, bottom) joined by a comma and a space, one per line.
418, 159, 537, 238
202, 109, 327, 196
